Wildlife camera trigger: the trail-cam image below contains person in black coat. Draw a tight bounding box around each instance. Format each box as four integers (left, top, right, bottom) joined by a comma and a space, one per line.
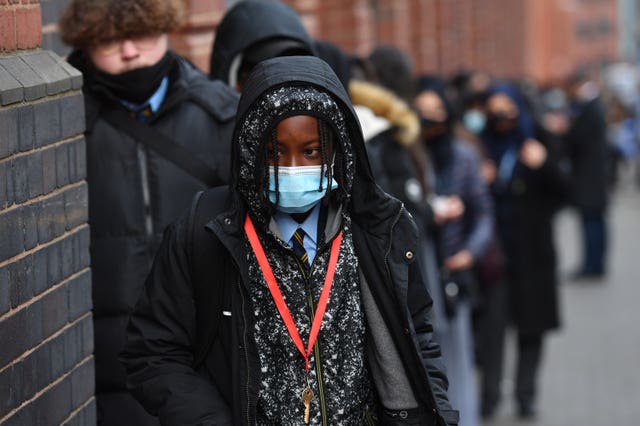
564, 71, 609, 278
121, 56, 458, 425
58, 0, 239, 423
478, 83, 568, 419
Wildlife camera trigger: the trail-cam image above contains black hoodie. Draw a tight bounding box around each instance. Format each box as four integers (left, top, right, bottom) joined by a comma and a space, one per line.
122, 56, 458, 426
209, 0, 314, 84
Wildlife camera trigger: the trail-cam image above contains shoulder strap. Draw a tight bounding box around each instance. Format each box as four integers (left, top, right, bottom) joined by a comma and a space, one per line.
102, 107, 224, 188
187, 190, 227, 368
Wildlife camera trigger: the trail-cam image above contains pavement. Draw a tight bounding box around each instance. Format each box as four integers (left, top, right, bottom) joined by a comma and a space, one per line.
481, 178, 640, 426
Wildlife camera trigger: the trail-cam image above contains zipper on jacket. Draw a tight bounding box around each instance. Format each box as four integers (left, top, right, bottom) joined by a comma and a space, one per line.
303, 275, 328, 426
238, 277, 252, 426
136, 143, 154, 239
383, 204, 405, 282
364, 410, 375, 426
296, 244, 331, 426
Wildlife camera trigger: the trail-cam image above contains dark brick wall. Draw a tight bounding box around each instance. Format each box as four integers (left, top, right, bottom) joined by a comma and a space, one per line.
0, 49, 95, 424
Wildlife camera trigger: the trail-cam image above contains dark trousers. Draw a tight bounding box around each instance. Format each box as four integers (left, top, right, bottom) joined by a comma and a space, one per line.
478, 283, 544, 410
515, 333, 543, 407
478, 282, 507, 411
580, 210, 607, 275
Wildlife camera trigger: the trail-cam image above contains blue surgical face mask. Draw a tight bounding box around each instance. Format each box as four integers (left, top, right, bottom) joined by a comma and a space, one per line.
462, 110, 487, 134
269, 165, 338, 213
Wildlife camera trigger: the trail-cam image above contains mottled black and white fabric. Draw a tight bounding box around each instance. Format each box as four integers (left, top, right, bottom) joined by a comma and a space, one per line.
247, 216, 373, 425
237, 85, 374, 424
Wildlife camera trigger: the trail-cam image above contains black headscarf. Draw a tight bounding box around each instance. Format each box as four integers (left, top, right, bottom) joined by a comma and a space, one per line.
415, 76, 455, 172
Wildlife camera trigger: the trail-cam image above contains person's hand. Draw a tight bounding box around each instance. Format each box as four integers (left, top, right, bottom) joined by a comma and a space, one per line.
445, 250, 474, 271
542, 111, 569, 135
481, 159, 497, 184
433, 195, 465, 224
520, 138, 547, 170
446, 195, 465, 220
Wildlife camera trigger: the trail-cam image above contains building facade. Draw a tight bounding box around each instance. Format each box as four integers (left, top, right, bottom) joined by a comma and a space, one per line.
40, 0, 620, 84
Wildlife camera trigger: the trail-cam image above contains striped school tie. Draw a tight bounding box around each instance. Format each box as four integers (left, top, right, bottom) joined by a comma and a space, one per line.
291, 228, 310, 274
129, 104, 153, 122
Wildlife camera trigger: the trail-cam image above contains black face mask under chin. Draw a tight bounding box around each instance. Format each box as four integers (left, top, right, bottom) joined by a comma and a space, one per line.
421, 117, 449, 141
488, 113, 518, 134
89, 51, 176, 104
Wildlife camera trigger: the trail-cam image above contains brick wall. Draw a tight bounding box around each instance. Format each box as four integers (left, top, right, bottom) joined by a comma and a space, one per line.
39, 0, 620, 84
0, 1, 95, 425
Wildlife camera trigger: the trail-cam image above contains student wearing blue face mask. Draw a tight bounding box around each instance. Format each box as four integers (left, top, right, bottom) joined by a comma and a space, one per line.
121, 56, 458, 426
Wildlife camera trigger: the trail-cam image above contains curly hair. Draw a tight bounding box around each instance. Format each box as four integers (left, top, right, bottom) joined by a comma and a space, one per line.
59, 0, 186, 48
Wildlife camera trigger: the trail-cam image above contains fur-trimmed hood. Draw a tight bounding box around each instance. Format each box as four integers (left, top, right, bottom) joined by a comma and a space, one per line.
59, 0, 185, 48
349, 79, 420, 146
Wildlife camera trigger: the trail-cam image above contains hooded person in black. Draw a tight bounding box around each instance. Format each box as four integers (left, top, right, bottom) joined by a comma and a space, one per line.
478, 83, 568, 419
122, 56, 458, 425
209, 0, 315, 91
58, 0, 238, 423
564, 70, 609, 278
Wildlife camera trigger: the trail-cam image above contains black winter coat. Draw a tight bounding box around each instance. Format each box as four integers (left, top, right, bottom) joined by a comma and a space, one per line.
566, 96, 609, 212
492, 125, 568, 335
122, 57, 458, 426
70, 52, 239, 424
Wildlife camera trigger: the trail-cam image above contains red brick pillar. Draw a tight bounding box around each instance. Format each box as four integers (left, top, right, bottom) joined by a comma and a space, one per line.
169, 0, 227, 74
437, 0, 474, 75
409, 0, 439, 75
0, 0, 41, 51
0, 1, 95, 424
374, 0, 412, 54
313, 0, 376, 56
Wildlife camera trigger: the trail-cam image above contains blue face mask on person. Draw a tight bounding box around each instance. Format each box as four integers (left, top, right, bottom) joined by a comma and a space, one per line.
462, 110, 487, 134
269, 165, 338, 213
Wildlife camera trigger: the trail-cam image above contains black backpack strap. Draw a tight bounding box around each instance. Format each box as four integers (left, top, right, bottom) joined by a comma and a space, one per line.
102, 107, 224, 188
188, 190, 228, 368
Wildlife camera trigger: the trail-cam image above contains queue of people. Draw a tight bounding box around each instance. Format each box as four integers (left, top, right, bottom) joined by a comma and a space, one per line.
57, 0, 623, 424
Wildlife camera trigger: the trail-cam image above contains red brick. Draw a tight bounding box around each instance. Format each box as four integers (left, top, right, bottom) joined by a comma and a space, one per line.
0, 8, 16, 51
15, 5, 41, 49
155, 0, 619, 83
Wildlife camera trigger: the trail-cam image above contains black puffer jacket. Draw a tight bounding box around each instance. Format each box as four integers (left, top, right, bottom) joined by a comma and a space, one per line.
69, 51, 238, 424
122, 57, 458, 425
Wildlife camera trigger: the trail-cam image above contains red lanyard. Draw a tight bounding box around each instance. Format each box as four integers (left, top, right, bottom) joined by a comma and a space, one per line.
244, 214, 343, 371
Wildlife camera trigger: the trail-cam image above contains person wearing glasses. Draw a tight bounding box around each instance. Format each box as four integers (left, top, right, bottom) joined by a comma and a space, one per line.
58, 0, 238, 424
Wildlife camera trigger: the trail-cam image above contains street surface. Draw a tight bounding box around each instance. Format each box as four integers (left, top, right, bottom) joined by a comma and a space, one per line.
483, 178, 640, 426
